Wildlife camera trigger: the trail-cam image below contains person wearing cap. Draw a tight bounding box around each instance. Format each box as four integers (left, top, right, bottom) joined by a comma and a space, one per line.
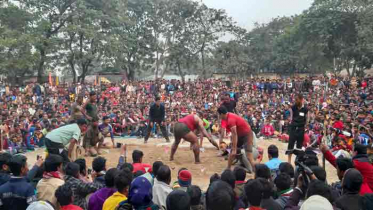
217, 106, 256, 170
45, 119, 88, 162
26, 201, 55, 210
116, 176, 159, 210
0, 154, 37, 210
144, 97, 170, 143
173, 169, 192, 192
171, 113, 219, 164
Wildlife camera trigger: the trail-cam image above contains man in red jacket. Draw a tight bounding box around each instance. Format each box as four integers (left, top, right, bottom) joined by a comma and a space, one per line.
320, 143, 373, 195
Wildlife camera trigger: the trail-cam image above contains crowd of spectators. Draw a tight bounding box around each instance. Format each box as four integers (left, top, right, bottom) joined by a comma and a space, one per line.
0, 75, 372, 210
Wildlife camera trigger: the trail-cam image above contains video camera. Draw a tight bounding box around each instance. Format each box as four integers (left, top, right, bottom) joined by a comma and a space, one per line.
292, 149, 318, 188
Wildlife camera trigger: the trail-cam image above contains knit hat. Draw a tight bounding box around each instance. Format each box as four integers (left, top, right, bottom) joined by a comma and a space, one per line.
178, 170, 192, 187
26, 201, 54, 210
300, 195, 333, 210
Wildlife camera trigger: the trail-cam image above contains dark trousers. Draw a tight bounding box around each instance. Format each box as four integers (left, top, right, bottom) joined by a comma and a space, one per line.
287, 126, 305, 150
45, 138, 70, 162
144, 120, 169, 141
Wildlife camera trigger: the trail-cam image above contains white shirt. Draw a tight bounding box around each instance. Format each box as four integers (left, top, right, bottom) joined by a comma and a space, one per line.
152, 178, 172, 209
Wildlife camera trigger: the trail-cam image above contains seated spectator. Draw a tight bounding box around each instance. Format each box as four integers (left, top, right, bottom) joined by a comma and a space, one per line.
221, 169, 245, 210
37, 154, 65, 208
132, 150, 152, 173
265, 145, 282, 179
187, 185, 203, 210
26, 201, 55, 210
329, 157, 354, 196
258, 178, 282, 210
279, 162, 295, 183
0, 155, 36, 210
64, 162, 101, 209
88, 168, 119, 210
320, 143, 373, 195
285, 179, 334, 210
275, 173, 293, 209
74, 158, 89, 182
166, 190, 191, 210
206, 180, 236, 210
117, 176, 159, 210
244, 179, 265, 210
152, 165, 172, 209
309, 166, 327, 182
255, 164, 271, 180
92, 156, 107, 188
210, 173, 221, 184
335, 168, 363, 210
233, 166, 246, 198
173, 168, 192, 192
55, 184, 82, 210
261, 119, 275, 137
103, 168, 133, 210
0, 153, 12, 186
99, 116, 115, 147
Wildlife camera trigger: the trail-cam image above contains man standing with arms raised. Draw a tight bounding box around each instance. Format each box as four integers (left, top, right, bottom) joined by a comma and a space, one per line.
144, 97, 170, 143
218, 106, 256, 170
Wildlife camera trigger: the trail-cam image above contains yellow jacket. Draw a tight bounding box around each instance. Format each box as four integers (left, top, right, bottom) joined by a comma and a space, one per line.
103, 192, 127, 210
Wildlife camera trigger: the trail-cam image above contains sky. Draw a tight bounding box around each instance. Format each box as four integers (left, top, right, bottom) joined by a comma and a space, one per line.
200, 0, 314, 30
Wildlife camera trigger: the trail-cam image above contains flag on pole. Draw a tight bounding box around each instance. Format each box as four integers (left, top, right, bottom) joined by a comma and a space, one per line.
56, 76, 59, 86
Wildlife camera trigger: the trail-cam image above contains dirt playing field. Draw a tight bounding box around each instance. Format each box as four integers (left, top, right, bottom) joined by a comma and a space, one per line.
26, 137, 339, 191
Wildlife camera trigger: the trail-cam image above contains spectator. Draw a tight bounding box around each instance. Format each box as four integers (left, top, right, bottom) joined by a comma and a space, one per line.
166, 190, 191, 210
279, 162, 295, 179
117, 176, 159, 210
55, 184, 83, 210
244, 179, 265, 210
330, 157, 354, 196
265, 145, 282, 170
275, 173, 293, 209
37, 154, 65, 208
233, 166, 246, 198
210, 173, 221, 184
285, 179, 334, 210
173, 168, 192, 192
258, 178, 282, 210
132, 150, 152, 174
92, 156, 107, 188
0, 153, 12, 186
255, 164, 271, 180
99, 116, 115, 148
206, 180, 236, 210
261, 119, 275, 137
88, 168, 119, 210
188, 185, 204, 210
335, 168, 363, 210
152, 165, 172, 209
0, 155, 36, 210
63, 162, 101, 209
103, 168, 133, 210
26, 201, 55, 210
320, 143, 373, 194
74, 158, 89, 182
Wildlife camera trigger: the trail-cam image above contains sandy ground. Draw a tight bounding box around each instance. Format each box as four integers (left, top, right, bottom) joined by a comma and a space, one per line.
25, 137, 339, 191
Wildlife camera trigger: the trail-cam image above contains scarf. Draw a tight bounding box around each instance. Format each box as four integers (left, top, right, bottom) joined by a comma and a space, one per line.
43, 171, 63, 179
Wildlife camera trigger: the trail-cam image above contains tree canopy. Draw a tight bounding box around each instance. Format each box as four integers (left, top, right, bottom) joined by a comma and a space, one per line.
0, 0, 372, 83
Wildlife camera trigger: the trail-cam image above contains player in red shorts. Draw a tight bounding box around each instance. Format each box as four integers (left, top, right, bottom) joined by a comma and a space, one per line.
218, 106, 256, 170
170, 114, 219, 164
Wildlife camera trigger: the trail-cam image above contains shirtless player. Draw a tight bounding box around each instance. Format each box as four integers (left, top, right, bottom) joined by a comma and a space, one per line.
218, 106, 256, 170
170, 114, 219, 164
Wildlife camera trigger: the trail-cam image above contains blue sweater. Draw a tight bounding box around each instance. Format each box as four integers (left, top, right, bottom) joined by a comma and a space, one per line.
0, 177, 36, 210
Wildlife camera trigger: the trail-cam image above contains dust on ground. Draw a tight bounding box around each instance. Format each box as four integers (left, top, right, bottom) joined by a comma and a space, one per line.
26, 137, 339, 191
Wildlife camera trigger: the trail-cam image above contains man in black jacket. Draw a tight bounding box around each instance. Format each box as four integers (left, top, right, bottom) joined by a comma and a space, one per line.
144, 97, 170, 143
